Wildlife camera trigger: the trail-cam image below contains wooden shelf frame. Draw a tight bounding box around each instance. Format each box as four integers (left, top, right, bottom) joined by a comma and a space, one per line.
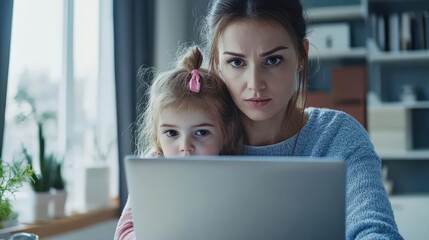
0, 200, 119, 238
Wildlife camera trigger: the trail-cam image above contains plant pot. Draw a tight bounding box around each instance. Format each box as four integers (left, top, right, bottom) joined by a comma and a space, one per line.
51, 189, 67, 218
18, 191, 52, 223
31, 192, 52, 223
0, 218, 18, 229
75, 165, 111, 212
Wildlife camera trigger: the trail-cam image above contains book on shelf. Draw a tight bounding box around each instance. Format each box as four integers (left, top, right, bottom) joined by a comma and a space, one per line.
423, 11, 429, 49
401, 12, 412, 51
389, 13, 400, 52
371, 11, 429, 52
370, 13, 378, 42
411, 12, 426, 50
377, 14, 387, 51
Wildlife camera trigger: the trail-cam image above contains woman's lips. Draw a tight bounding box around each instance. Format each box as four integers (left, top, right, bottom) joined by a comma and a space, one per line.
245, 98, 271, 107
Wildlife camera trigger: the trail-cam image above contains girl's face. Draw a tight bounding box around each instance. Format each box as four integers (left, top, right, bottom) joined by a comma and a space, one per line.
158, 107, 223, 157
217, 19, 301, 124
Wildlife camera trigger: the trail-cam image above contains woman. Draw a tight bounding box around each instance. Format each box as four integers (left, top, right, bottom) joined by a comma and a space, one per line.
203, 0, 403, 239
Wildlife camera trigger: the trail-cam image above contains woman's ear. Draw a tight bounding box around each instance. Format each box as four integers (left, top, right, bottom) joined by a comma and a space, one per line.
298, 38, 309, 71
303, 38, 309, 57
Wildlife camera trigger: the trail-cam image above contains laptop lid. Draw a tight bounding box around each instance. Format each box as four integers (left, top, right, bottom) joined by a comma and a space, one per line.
125, 155, 345, 240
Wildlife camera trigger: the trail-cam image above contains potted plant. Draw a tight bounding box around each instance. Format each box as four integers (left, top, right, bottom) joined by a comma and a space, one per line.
14, 85, 60, 222
0, 158, 33, 228
21, 124, 57, 222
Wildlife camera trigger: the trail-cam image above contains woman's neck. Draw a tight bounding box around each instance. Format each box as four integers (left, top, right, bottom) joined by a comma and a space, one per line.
243, 107, 307, 146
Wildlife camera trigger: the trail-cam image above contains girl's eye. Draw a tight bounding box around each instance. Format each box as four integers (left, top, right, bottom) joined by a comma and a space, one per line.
195, 130, 210, 136
227, 58, 245, 68
265, 56, 283, 65
164, 130, 178, 137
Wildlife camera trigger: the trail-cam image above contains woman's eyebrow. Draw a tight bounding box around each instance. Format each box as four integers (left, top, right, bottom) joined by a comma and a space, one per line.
260, 46, 288, 57
223, 46, 288, 58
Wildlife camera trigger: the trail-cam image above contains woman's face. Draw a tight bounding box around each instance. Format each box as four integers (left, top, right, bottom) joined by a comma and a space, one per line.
217, 19, 301, 123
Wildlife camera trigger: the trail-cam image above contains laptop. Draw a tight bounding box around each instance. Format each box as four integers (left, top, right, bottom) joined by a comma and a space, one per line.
124, 155, 345, 240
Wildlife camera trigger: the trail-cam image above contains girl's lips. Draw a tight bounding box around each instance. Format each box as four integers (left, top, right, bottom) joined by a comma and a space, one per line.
245, 98, 271, 107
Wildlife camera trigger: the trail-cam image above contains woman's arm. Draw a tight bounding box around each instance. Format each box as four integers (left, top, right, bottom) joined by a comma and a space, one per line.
309, 109, 403, 239
332, 114, 403, 239
345, 145, 403, 240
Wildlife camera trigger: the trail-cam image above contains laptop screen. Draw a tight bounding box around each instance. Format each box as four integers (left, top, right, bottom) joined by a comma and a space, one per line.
125, 155, 345, 240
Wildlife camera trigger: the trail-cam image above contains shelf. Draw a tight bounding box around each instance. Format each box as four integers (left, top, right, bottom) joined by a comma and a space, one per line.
307, 5, 366, 22
367, 39, 429, 63
309, 47, 367, 60
379, 149, 429, 160
368, 100, 429, 110
0, 199, 119, 238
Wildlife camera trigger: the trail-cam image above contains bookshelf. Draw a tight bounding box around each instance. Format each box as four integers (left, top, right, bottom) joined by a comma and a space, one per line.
379, 150, 429, 160
309, 47, 367, 60
306, 5, 366, 22
369, 100, 429, 109
306, 2, 367, 60
367, 39, 429, 63
364, 6, 429, 230
366, 0, 429, 160
306, 0, 429, 203
306, 1, 368, 127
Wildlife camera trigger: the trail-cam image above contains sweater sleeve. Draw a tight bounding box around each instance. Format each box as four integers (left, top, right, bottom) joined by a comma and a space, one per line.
345, 145, 403, 240
114, 197, 136, 240
331, 113, 403, 240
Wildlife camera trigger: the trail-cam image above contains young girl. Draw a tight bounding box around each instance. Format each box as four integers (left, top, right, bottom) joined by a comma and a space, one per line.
114, 46, 242, 240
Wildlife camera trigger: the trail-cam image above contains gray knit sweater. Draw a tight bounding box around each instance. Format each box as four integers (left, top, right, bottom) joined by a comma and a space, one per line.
244, 108, 403, 240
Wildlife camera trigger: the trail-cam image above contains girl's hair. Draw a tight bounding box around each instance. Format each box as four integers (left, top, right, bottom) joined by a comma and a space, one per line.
136, 46, 242, 156
202, 0, 308, 149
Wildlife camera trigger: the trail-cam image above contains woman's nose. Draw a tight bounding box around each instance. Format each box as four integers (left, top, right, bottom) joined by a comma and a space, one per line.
247, 66, 265, 90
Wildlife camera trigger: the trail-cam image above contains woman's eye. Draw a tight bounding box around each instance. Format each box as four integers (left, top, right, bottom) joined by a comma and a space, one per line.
164, 130, 178, 137
227, 58, 245, 68
195, 130, 210, 136
266, 56, 283, 65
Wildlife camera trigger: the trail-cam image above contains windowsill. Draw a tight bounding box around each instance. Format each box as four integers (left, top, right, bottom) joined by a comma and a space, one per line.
0, 199, 119, 238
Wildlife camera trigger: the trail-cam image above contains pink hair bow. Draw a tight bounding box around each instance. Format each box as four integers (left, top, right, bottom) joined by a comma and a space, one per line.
189, 69, 201, 93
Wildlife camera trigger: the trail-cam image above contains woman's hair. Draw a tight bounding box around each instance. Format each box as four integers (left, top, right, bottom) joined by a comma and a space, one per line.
202, 0, 309, 147
136, 46, 242, 156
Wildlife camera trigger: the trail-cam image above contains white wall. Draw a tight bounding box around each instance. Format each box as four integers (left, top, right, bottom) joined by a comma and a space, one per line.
155, 0, 188, 72
154, 0, 210, 72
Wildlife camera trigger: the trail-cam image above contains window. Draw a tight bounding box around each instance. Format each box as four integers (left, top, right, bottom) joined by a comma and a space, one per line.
3, 0, 118, 213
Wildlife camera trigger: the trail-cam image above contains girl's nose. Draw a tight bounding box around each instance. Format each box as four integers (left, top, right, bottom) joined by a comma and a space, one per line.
179, 137, 194, 154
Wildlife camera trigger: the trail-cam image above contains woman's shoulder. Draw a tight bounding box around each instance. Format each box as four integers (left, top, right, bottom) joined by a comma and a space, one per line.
304, 107, 369, 142
300, 107, 373, 157
306, 107, 363, 129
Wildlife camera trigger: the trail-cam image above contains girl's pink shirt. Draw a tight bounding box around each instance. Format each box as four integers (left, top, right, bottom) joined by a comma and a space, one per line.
114, 198, 135, 240
114, 152, 158, 240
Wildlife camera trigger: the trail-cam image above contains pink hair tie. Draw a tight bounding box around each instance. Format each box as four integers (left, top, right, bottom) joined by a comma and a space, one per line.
189, 69, 201, 93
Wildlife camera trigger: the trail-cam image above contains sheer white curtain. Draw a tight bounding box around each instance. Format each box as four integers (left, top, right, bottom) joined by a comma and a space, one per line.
4, 0, 118, 214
